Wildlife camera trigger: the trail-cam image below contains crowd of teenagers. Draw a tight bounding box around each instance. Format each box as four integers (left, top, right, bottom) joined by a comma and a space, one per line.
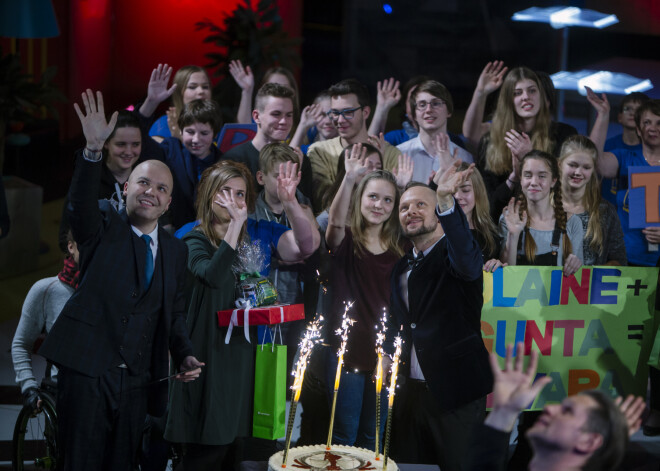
10, 58, 660, 471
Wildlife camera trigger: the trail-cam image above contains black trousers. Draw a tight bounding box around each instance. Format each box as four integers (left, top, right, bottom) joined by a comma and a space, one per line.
390, 379, 486, 471
56, 366, 149, 471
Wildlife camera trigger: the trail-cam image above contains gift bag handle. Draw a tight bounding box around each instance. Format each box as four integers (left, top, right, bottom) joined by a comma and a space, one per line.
260, 323, 283, 353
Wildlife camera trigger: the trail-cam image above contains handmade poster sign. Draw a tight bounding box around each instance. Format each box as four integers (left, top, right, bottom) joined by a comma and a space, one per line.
482, 266, 659, 410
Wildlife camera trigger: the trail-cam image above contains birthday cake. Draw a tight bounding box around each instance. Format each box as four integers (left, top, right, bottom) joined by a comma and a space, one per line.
269, 444, 398, 471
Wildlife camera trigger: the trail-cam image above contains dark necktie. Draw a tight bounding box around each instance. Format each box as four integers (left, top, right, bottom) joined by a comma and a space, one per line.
407, 250, 424, 269
141, 234, 154, 287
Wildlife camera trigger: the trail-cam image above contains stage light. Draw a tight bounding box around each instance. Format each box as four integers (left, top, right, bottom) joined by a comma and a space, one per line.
383, 4, 393, 14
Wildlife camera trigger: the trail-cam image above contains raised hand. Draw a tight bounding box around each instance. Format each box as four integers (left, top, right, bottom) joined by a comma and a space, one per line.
431, 132, 459, 172
585, 86, 610, 116
73, 89, 118, 151
147, 63, 177, 105
392, 153, 414, 189
490, 343, 552, 414
229, 60, 254, 92
299, 103, 324, 129
433, 160, 474, 199
505, 129, 532, 163
277, 161, 301, 204
344, 143, 369, 180
376, 78, 401, 110
214, 189, 248, 225
477, 61, 508, 95
614, 394, 646, 437
367, 132, 386, 153
503, 197, 527, 235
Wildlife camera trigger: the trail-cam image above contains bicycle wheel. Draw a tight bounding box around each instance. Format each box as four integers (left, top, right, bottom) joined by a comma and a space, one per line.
12, 390, 58, 470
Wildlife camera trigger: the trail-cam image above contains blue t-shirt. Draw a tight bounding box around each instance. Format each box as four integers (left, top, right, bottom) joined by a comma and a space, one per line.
602, 135, 642, 205
174, 218, 289, 276
611, 148, 658, 266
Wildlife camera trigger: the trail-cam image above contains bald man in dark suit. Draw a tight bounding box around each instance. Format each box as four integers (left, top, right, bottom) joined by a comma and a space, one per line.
41, 90, 203, 471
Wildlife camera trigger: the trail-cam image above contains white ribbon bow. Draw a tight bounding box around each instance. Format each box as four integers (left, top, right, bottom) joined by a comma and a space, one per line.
225, 298, 252, 344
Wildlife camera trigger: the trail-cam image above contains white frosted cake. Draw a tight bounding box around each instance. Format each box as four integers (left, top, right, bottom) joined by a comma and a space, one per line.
269, 444, 398, 470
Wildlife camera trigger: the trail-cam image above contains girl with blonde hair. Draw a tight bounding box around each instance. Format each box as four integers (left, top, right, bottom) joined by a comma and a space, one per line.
500, 150, 583, 274
466, 66, 577, 220
558, 135, 626, 265
324, 143, 404, 450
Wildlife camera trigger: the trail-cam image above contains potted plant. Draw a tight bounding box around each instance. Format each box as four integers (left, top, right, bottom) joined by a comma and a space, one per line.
196, 0, 301, 123
0, 47, 66, 172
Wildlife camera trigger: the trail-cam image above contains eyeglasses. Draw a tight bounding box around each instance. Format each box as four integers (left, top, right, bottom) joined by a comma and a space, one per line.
327, 106, 363, 120
622, 106, 639, 114
415, 100, 446, 111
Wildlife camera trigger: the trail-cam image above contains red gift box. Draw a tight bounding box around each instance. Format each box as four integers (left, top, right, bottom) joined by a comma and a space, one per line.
217, 303, 305, 327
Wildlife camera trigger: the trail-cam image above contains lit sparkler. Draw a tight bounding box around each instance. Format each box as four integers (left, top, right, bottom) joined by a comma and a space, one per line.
281, 317, 323, 468
374, 309, 388, 460
383, 335, 402, 469
326, 303, 355, 449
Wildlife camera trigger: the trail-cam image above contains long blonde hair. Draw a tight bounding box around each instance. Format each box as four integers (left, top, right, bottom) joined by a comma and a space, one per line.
349, 170, 403, 258
194, 161, 256, 247
486, 67, 553, 175
558, 135, 602, 253
172, 65, 210, 114
458, 162, 498, 257
517, 151, 573, 264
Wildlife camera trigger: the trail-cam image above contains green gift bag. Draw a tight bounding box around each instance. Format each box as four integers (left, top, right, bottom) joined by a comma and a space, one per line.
253, 341, 287, 439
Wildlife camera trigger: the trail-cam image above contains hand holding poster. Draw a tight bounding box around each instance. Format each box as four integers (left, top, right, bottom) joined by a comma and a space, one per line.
482, 266, 658, 410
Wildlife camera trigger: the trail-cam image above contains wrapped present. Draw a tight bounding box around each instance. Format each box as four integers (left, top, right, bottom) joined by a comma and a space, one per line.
233, 241, 277, 307
218, 303, 305, 344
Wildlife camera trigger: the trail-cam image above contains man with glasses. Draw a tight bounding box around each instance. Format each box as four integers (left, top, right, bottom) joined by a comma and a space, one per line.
600, 92, 649, 205
397, 80, 473, 184
307, 78, 401, 212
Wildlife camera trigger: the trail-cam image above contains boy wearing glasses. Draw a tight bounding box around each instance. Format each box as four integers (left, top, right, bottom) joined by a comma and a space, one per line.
397, 80, 473, 184
307, 78, 401, 212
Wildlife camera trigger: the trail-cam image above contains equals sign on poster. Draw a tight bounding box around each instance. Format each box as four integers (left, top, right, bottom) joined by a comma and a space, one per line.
628, 325, 643, 340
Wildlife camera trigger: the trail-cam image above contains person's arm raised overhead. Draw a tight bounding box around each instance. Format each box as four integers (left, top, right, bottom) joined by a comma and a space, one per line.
585, 86, 619, 179
139, 64, 177, 119
230, 60, 255, 124
462, 61, 507, 154
368, 78, 401, 136
326, 144, 370, 250
276, 161, 320, 261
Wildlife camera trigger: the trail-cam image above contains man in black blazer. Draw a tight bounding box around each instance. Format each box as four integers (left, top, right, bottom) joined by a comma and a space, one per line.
387, 161, 493, 471
40, 90, 203, 471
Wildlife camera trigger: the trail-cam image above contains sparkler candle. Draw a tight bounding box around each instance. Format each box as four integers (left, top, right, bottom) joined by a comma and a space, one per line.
374, 310, 388, 460
281, 317, 323, 468
326, 303, 355, 450
383, 335, 402, 469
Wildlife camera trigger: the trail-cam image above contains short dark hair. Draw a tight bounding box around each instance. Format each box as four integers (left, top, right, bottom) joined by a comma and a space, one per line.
177, 99, 223, 135
106, 110, 140, 142
621, 92, 649, 112
410, 80, 454, 115
403, 181, 431, 193
634, 99, 660, 129
255, 83, 295, 112
580, 390, 628, 471
328, 79, 370, 108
